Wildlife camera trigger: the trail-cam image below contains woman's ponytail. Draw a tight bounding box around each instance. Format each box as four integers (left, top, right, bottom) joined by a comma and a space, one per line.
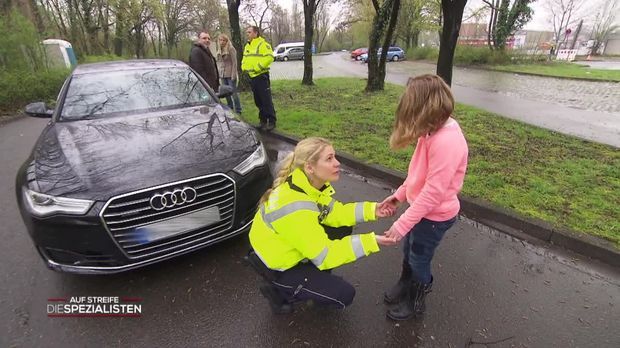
258, 137, 332, 206
259, 152, 295, 205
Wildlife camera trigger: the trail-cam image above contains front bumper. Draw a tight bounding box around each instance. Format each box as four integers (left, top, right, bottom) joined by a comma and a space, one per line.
18, 165, 272, 274
42, 219, 253, 274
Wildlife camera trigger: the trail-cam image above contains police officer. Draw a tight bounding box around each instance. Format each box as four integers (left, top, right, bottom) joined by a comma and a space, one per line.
249, 137, 395, 313
241, 26, 277, 131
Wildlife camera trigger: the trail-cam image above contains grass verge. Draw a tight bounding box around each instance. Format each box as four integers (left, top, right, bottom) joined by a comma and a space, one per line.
239, 78, 620, 247
491, 62, 620, 82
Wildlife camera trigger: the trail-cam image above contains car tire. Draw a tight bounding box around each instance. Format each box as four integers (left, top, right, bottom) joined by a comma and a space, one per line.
355, 56, 360, 61
301, 56, 304, 60
392, 55, 399, 62
283, 56, 289, 62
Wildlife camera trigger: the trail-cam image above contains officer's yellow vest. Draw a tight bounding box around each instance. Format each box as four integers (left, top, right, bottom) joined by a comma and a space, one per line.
241, 36, 274, 78
249, 168, 380, 271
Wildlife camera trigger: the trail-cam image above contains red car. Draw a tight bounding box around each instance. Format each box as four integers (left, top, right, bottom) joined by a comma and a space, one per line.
350, 47, 368, 60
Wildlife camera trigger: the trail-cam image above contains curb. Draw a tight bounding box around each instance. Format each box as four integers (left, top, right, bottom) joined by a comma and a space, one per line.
263, 130, 620, 268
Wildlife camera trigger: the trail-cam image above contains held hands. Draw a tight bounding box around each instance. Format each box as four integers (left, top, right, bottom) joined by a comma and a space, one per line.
375, 195, 400, 218
375, 226, 403, 246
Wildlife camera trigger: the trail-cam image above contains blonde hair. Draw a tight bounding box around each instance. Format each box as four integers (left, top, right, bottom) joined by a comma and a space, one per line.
389, 74, 454, 149
259, 137, 332, 204
218, 33, 231, 55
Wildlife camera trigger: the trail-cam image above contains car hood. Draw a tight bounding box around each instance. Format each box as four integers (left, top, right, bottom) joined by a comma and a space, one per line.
29, 105, 258, 201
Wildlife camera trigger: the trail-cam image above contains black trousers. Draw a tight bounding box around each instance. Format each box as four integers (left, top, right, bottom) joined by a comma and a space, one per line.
249, 73, 276, 124
272, 225, 355, 309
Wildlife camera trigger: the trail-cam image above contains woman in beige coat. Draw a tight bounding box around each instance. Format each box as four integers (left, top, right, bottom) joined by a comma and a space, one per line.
217, 34, 242, 114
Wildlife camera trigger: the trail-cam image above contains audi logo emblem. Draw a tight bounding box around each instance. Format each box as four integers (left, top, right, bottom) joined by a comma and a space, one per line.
149, 187, 197, 211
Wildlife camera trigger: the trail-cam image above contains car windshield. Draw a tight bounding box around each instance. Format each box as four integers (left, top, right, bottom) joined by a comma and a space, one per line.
60, 67, 213, 121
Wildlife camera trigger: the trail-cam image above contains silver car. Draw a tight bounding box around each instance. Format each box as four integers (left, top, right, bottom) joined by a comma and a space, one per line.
278, 47, 304, 61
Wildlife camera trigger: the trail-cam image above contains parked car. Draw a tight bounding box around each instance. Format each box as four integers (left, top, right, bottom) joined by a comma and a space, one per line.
276, 47, 304, 61
359, 47, 406, 63
16, 59, 273, 274
350, 47, 368, 60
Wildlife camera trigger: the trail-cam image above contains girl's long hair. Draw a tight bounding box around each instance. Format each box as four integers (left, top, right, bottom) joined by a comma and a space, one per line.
389, 74, 454, 149
259, 137, 332, 205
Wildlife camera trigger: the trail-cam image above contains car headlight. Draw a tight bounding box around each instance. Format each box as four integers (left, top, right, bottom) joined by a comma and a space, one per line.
23, 187, 94, 217
233, 143, 267, 175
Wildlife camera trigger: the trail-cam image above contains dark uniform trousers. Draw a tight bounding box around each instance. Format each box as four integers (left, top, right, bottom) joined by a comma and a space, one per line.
249, 73, 277, 125
270, 225, 356, 309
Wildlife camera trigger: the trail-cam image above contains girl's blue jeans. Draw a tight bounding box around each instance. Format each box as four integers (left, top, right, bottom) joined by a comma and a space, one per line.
403, 216, 457, 284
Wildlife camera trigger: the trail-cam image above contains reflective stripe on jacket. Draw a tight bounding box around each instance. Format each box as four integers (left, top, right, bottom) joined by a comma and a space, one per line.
241, 36, 274, 78
249, 168, 379, 271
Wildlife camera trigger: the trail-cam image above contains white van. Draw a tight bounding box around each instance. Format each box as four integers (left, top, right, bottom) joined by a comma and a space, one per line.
273, 42, 304, 60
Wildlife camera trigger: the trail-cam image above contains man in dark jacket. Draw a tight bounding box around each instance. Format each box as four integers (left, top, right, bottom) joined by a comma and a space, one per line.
189, 31, 220, 91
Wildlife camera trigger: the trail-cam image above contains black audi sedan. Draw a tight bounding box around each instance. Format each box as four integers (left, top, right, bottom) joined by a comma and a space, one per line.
16, 60, 273, 274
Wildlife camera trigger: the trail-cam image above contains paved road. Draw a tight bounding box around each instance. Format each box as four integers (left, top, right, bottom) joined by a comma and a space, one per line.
1, 117, 619, 347
270, 53, 620, 147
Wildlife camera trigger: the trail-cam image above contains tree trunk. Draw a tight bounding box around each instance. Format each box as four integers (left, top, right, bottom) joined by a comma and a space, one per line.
226, 0, 249, 91
366, 0, 400, 92
302, 0, 317, 86
436, 0, 467, 86
114, 9, 123, 56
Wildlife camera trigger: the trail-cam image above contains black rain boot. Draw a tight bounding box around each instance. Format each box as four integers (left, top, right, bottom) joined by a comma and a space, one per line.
255, 120, 267, 131
386, 278, 432, 321
260, 284, 293, 314
384, 263, 412, 304
264, 120, 276, 132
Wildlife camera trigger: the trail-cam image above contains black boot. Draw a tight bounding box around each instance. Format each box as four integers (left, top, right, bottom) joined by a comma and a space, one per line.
255, 120, 267, 131
384, 263, 412, 304
264, 120, 276, 132
260, 284, 293, 314
386, 279, 432, 321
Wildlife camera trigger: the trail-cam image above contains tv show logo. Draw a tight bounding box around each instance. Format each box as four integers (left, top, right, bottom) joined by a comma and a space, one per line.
47, 296, 142, 318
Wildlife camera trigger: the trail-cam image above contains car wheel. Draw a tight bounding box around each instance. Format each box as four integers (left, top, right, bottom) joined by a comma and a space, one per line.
283, 56, 289, 61
355, 56, 360, 61
392, 55, 399, 62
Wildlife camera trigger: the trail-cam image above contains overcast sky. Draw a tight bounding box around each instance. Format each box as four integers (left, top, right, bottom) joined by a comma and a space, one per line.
273, 0, 614, 32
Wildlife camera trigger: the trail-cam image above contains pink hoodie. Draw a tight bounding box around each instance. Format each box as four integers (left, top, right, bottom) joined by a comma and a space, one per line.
392, 118, 468, 236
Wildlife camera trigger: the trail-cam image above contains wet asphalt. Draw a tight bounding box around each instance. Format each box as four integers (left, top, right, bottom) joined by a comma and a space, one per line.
1, 116, 618, 347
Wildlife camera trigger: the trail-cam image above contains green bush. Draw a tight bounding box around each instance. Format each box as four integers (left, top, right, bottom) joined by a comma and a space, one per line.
80, 54, 127, 64
0, 9, 45, 71
0, 69, 70, 110
407, 46, 439, 60
453, 46, 507, 65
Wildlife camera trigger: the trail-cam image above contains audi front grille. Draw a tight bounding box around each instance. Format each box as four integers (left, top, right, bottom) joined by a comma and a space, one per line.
100, 174, 236, 259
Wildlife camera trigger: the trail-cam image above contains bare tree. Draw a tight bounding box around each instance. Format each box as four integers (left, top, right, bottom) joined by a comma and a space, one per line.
314, 1, 333, 53
301, 0, 327, 85
162, 0, 193, 57
194, 0, 225, 34
545, 0, 586, 50
269, 4, 291, 45
589, 0, 619, 54
290, 1, 303, 40
241, 0, 273, 32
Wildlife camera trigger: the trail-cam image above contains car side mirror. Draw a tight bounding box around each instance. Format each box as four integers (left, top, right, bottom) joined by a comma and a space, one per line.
25, 102, 53, 118
216, 85, 234, 99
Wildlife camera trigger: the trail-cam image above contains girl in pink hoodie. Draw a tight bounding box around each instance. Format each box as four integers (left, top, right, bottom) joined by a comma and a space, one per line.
381, 74, 468, 321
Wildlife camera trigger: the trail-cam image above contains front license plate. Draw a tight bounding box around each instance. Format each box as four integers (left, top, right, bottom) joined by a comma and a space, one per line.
134, 206, 221, 243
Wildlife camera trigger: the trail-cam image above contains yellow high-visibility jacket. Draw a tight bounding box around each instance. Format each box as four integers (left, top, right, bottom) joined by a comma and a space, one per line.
241, 36, 274, 78
249, 168, 380, 271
